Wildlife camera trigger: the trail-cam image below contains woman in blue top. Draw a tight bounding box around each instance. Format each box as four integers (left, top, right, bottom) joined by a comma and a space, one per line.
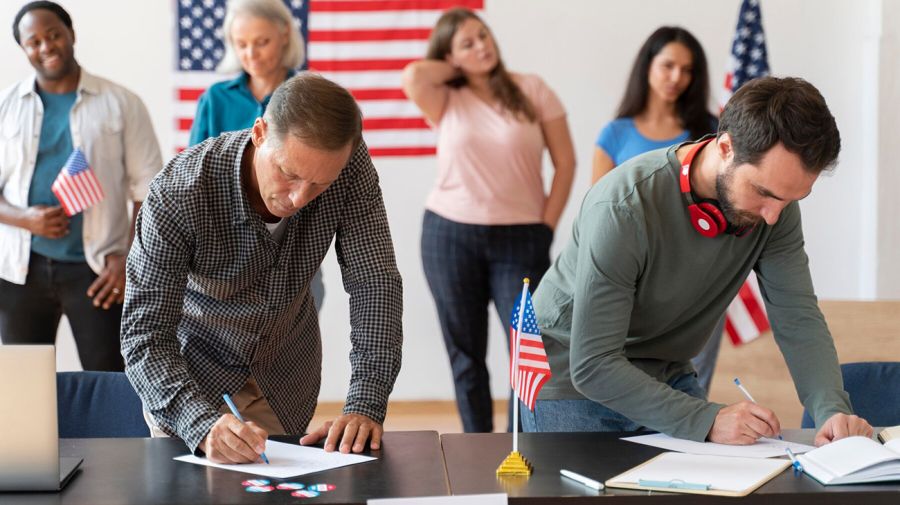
591, 26, 717, 183
189, 0, 325, 309
188, 0, 304, 146
591, 27, 722, 394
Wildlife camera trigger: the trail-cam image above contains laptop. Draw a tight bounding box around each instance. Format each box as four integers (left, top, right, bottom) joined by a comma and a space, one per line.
0, 345, 82, 491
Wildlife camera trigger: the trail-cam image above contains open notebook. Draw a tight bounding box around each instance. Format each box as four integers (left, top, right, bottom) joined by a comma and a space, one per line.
606, 452, 789, 497
797, 436, 900, 485
878, 425, 900, 444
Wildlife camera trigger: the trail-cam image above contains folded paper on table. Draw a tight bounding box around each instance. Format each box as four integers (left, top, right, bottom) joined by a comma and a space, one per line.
606, 452, 790, 497
622, 433, 814, 458
174, 440, 375, 478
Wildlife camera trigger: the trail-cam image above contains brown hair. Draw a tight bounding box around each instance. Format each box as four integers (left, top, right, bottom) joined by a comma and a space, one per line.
425, 8, 536, 122
719, 76, 840, 173
264, 72, 362, 151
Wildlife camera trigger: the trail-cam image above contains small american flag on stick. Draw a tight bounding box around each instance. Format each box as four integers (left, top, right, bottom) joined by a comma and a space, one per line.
509, 280, 551, 411
51, 148, 104, 217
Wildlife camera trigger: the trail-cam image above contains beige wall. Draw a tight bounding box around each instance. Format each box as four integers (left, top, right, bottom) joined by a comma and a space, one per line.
710, 301, 900, 427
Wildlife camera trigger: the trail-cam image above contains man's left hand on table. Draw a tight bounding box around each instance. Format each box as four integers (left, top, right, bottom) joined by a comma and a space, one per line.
299, 413, 382, 454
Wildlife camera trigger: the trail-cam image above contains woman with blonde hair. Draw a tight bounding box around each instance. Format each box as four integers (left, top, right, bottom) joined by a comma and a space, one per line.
403, 8, 576, 433
188, 0, 304, 145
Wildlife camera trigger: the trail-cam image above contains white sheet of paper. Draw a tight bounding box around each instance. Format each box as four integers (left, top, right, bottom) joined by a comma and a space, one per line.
622, 433, 814, 458
174, 440, 376, 478
368, 493, 507, 505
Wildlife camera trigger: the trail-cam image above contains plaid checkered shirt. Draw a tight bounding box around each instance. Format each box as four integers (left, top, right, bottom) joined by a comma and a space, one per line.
121, 129, 403, 452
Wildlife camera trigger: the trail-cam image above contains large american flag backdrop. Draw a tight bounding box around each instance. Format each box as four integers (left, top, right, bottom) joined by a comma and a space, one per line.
174, 0, 483, 156
721, 0, 772, 346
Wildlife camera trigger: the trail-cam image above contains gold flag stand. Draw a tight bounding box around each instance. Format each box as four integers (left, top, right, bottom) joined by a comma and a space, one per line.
496, 450, 532, 476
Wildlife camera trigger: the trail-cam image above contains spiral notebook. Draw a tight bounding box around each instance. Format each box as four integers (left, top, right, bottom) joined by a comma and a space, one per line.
606, 452, 790, 497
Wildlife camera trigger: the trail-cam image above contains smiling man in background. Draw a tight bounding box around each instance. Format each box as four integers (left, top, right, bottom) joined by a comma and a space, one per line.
0, 1, 161, 370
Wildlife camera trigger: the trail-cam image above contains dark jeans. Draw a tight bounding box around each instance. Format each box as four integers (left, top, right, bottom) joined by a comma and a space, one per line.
0, 252, 124, 371
691, 314, 726, 397
421, 210, 552, 433
521, 372, 706, 432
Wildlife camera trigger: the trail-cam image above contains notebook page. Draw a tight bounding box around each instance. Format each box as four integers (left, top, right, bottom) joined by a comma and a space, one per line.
610, 453, 787, 493
802, 436, 900, 477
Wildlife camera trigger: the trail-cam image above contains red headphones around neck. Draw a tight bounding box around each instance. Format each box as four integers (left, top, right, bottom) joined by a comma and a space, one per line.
679, 139, 751, 238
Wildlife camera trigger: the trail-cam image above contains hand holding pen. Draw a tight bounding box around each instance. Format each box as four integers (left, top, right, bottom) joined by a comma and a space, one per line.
734, 378, 783, 440
198, 393, 271, 465
706, 378, 782, 445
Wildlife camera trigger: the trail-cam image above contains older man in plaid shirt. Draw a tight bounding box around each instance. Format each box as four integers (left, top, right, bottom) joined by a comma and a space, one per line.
122, 73, 403, 463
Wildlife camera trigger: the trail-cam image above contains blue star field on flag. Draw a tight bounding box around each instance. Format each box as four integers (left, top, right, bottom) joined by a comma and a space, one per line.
175, 0, 308, 71
728, 0, 770, 91
510, 291, 541, 339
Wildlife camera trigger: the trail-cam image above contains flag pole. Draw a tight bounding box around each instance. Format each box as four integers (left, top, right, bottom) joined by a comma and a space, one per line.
511, 278, 529, 454
497, 278, 533, 476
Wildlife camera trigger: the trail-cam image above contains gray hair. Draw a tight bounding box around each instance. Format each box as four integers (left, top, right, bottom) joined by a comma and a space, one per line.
216, 0, 305, 74
264, 73, 363, 151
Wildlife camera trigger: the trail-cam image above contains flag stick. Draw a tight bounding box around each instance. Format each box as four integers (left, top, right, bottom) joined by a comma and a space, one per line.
511, 278, 530, 454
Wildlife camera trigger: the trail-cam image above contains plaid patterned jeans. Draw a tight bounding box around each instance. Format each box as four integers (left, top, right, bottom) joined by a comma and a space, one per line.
421, 210, 553, 433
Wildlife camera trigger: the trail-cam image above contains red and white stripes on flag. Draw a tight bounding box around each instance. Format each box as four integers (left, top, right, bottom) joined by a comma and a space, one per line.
51, 148, 104, 217
173, 0, 483, 156
508, 287, 552, 411
309, 0, 482, 156
724, 271, 771, 345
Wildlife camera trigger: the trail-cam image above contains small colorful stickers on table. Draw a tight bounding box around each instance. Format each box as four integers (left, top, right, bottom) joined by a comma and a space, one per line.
241, 479, 336, 497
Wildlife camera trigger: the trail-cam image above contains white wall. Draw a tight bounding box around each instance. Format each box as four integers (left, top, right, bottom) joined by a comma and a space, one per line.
1, 0, 894, 400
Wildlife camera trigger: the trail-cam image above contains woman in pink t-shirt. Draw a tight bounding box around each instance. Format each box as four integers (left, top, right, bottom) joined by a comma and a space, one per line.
403, 8, 575, 433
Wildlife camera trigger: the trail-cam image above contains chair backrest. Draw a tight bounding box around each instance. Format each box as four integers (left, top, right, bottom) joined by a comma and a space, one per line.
56, 371, 150, 438
801, 362, 900, 428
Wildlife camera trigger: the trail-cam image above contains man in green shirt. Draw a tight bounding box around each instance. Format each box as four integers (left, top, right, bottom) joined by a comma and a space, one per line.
526, 76, 872, 446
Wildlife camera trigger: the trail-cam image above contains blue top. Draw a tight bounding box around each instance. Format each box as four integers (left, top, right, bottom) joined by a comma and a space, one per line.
188, 70, 296, 146
29, 89, 84, 262
595, 118, 691, 166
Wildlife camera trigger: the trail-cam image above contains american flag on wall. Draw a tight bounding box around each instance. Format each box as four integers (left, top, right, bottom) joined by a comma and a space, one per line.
51, 148, 104, 217
508, 286, 551, 411
721, 0, 771, 346
174, 0, 483, 156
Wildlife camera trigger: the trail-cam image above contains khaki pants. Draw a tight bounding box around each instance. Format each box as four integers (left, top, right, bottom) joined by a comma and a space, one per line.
144, 376, 286, 438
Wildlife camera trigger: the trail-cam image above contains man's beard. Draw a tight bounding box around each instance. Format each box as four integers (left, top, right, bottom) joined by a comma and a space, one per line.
715, 167, 763, 228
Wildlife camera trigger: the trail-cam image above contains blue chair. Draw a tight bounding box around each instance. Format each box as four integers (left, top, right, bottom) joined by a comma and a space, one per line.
801, 362, 900, 428
57, 371, 150, 437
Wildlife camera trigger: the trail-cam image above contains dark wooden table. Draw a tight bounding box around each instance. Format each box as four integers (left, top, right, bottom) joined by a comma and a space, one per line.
441, 431, 900, 504
3, 431, 448, 504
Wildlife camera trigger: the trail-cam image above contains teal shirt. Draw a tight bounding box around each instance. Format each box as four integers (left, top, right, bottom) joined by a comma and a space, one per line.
188, 70, 295, 146
533, 143, 851, 441
28, 89, 84, 262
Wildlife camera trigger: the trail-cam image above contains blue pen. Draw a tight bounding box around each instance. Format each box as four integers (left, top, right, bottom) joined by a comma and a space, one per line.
733, 378, 783, 440
222, 393, 270, 464
638, 479, 711, 491
785, 447, 804, 473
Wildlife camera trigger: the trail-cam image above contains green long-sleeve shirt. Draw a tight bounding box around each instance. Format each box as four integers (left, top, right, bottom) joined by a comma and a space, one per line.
533, 142, 852, 441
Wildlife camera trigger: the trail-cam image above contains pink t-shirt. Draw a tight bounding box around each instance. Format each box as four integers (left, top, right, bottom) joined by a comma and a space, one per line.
425, 73, 566, 225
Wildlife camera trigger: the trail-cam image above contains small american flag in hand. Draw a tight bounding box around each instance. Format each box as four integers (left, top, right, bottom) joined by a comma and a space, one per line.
51, 147, 104, 217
